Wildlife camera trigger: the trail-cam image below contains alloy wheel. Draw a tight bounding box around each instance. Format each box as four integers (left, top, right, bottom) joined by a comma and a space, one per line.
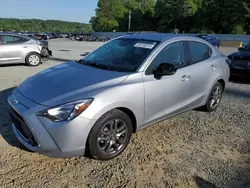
209, 85, 222, 108
97, 119, 128, 155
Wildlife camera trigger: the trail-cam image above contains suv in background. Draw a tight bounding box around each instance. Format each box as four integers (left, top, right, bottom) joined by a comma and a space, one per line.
196, 34, 220, 49
0, 33, 52, 66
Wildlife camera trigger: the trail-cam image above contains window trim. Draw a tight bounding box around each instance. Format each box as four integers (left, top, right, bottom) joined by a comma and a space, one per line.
145, 41, 188, 75
2, 35, 29, 45
186, 41, 212, 65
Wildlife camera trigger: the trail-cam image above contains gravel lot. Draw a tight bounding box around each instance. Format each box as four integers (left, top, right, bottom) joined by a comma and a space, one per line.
0, 39, 250, 188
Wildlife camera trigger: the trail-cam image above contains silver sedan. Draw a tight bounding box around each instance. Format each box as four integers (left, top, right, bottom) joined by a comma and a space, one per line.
8, 34, 230, 160
0, 33, 52, 66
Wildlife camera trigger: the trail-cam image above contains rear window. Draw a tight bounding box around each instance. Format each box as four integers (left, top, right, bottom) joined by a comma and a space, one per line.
2, 35, 29, 44
188, 41, 212, 64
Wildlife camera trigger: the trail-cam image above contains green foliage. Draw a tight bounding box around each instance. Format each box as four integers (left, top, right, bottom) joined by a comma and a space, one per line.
92, 0, 250, 34
91, 0, 125, 31
232, 25, 245, 34
0, 18, 92, 33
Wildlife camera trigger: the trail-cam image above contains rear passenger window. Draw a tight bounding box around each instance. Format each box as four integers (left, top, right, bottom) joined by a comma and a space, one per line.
2, 35, 28, 44
188, 41, 212, 64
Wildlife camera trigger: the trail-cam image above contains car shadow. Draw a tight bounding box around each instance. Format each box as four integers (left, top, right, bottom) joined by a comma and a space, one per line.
229, 76, 250, 84
194, 176, 217, 188
225, 88, 250, 100
48, 56, 76, 62
0, 87, 29, 151
0, 63, 25, 67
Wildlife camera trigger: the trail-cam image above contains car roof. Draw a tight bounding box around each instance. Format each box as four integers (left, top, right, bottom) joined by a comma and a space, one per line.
0, 32, 26, 37
0, 32, 33, 40
120, 33, 209, 43
121, 33, 178, 41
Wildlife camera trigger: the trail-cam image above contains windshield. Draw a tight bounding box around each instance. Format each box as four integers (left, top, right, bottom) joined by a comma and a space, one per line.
81, 38, 159, 72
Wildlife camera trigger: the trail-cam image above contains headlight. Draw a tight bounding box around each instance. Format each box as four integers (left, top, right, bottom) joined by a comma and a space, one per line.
37, 99, 93, 122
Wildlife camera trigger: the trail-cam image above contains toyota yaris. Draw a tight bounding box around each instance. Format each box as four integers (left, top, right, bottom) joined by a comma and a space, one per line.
8, 34, 230, 160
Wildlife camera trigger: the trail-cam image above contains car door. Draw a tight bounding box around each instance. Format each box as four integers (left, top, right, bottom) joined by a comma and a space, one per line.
185, 41, 216, 106
143, 41, 193, 125
1, 35, 27, 64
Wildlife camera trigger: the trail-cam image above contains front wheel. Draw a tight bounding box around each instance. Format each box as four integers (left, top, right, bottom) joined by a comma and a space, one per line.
25, 52, 41, 66
203, 82, 223, 112
87, 109, 132, 161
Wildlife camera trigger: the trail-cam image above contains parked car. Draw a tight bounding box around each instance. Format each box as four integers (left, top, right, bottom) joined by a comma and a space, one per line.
0, 33, 52, 66
35, 33, 49, 40
228, 43, 250, 78
8, 34, 229, 160
196, 34, 220, 49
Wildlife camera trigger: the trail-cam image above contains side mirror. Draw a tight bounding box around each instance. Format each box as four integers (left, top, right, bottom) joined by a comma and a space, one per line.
238, 47, 244, 51
153, 63, 178, 77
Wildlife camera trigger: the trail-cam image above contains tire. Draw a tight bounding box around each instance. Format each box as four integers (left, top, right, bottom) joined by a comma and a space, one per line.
87, 109, 133, 161
25, 52, 41, 66
202, 82, 223, 112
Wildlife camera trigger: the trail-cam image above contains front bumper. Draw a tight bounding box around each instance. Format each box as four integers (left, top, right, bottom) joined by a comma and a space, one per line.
230, 67, 250, 78
8, 89, 95, 158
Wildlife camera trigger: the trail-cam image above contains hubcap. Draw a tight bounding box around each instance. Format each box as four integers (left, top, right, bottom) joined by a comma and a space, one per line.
97, 119, 128, 155
28, 55, 40, 65
209, 85, 222, 108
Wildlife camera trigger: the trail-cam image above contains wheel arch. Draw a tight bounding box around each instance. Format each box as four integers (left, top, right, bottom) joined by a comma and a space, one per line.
217, 78, 225, 91
116, 107, 137, 133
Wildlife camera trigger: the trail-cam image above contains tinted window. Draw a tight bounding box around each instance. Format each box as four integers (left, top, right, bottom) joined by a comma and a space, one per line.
82, 38, 159, 72
147, 41, 185, 73
188, 41, 212, 64
2, 35, 28, 44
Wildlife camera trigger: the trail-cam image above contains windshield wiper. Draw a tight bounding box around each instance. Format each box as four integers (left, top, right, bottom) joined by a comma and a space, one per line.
76, 59, 133, 72
76, 59, 113, 70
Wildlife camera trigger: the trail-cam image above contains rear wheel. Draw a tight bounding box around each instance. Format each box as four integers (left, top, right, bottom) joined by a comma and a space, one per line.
203, 82, 223, 112
87, 109, 132, 161
25, 52, 41, 66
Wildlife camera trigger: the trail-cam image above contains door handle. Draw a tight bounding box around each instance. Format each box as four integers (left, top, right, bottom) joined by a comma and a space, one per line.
211, 64, 217, 70
181, 75, 191, 82
22, 46, 28, 48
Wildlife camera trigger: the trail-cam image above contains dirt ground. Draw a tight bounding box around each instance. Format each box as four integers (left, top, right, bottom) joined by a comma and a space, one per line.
0, 40, 250, 188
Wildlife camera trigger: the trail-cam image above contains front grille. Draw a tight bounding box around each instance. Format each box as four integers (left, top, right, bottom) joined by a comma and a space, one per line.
233, 60, 250, 69
9, 105, 38, 146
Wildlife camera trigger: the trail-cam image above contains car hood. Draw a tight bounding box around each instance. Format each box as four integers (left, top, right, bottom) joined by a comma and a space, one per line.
18, 62, 129, 107
229, 51, 250, 59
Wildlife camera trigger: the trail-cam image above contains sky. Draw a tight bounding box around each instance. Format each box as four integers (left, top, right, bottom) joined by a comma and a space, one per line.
0, 0, 98, 23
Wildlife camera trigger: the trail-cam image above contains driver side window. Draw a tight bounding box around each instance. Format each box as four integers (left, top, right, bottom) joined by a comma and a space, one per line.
146, 41, 185, 74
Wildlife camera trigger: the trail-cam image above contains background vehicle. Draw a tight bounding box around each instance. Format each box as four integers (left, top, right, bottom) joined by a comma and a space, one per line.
228, 43, 250, 77
0, 33, 52, 66
8, 34, 229, 161
196, 34, 220, 49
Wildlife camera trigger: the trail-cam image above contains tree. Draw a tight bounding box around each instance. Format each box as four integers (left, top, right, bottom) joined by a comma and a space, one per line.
197, 0, 249, 34
0, 18, 92, 33
91, 0, 125, 31
120, 0, 155, 31
90, 0, 250, 34
154, 0, 201, 32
